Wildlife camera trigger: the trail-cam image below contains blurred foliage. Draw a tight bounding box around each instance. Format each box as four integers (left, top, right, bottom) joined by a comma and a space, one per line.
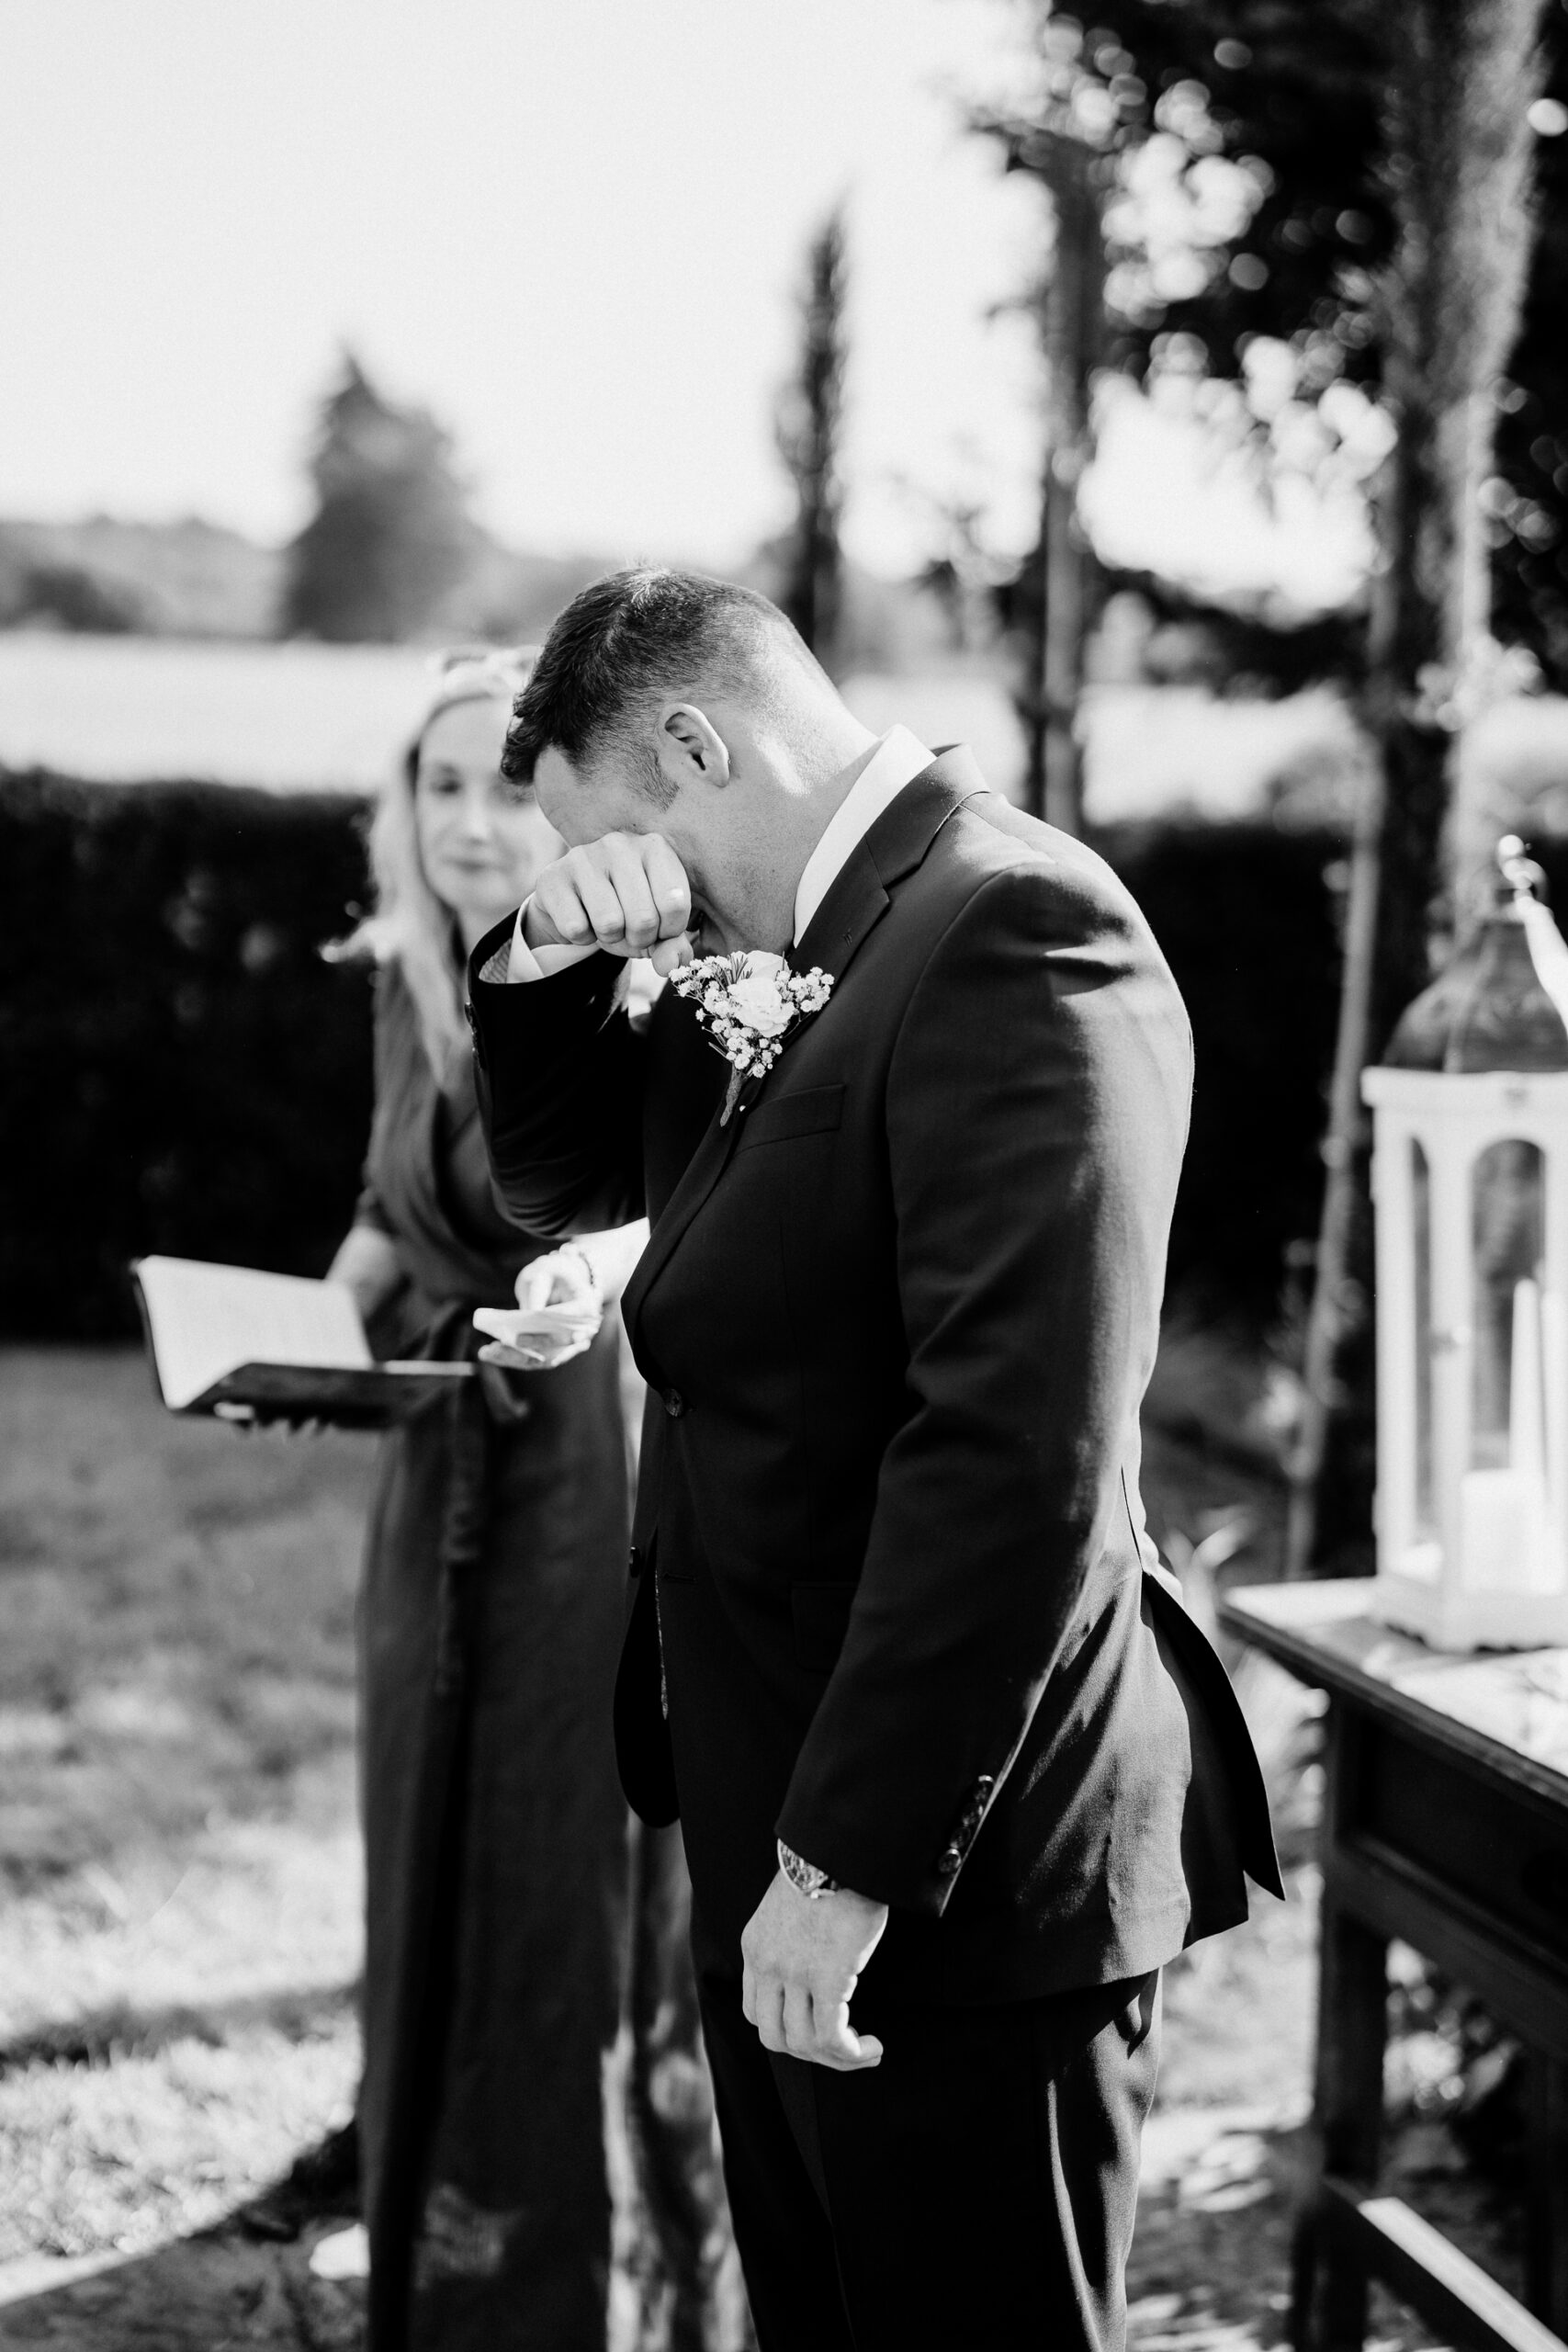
1495, 16, 1568, 673
0, 517, 284, 640
1101, 564, 1367, 695
992, 1, 1568, 676
0, 561, 148, 634
283, 353, 473, 645
0, 505, 626, 652
0, 773, 373, 1338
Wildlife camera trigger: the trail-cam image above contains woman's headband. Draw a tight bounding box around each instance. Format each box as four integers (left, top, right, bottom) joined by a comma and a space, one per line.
409, 645, 540, 761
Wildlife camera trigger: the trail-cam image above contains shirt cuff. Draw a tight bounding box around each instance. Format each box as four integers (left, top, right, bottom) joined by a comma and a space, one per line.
502, 899, 601, 984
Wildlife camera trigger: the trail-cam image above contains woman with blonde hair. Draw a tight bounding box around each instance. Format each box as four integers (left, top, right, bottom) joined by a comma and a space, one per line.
298, 650, 692, 2350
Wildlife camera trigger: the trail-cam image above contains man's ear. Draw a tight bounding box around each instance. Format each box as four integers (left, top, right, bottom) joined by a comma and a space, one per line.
654, 704, 731, 797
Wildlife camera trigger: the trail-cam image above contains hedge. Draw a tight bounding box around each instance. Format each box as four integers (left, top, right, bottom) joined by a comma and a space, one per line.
2, 769, 1355, 1338
1, 772, 375, 1338
1106, 819, 1345, 1317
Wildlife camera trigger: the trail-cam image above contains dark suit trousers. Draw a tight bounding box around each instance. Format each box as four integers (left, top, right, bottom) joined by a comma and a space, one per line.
698, 1968, 1160, 2352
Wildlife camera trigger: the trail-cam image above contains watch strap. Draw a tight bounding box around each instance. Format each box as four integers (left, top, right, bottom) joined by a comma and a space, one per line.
777, 1838, 840, 1899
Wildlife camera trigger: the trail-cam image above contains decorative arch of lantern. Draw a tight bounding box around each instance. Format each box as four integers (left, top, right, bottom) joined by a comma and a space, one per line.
1365, 838, 1568, 1651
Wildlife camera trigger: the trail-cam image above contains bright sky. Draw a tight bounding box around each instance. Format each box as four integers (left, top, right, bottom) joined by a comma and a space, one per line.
0, 0, 1369, 602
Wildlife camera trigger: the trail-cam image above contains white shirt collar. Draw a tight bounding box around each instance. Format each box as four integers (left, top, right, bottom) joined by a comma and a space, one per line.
792, 725, 935, 946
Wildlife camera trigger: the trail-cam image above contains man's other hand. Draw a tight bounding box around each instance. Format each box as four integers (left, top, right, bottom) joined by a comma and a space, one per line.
740, 1871, 889, 2071
525, 832, 695, 975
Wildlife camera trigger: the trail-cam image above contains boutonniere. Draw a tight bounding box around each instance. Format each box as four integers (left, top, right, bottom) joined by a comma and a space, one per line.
669, 951, 834, 1124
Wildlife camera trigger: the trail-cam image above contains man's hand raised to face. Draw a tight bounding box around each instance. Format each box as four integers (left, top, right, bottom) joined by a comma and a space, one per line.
525, 832, 696, 977
740, 1872, 890, 2072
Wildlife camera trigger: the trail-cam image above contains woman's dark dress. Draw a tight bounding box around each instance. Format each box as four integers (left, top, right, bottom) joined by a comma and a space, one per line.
355, 964, 630, 2352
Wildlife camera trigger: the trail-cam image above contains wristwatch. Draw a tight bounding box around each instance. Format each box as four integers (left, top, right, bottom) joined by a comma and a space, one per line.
777, 1839, 840, 1899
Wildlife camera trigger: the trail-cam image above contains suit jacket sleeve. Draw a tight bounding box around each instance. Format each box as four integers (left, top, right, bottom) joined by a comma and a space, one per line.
467, 916, 648, 1238
774, 858, 1193, 1916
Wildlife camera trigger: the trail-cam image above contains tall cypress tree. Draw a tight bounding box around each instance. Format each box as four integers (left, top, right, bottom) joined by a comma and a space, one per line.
775, 209, 848, 671
283, 354, 473, 644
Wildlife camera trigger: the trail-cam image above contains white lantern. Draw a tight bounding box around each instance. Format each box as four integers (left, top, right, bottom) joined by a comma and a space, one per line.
1365, 838, 1568, 1650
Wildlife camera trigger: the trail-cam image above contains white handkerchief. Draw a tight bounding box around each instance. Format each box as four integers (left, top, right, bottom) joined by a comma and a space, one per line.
471, 1303, 604, 1350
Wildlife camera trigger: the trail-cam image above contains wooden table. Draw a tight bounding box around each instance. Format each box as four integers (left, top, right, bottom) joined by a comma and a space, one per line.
1220, 1581, 1568, 2352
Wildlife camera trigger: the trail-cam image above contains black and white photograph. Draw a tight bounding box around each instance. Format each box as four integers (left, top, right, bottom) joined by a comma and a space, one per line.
4, 3, 1568, 2348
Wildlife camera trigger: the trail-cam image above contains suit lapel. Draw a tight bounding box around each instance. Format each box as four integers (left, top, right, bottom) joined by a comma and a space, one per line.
623, 747, 989, 1354
791, 747, 987, 989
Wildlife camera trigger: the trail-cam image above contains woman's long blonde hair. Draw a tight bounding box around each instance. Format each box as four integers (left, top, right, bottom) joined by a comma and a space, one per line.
332, 647, 537, 1081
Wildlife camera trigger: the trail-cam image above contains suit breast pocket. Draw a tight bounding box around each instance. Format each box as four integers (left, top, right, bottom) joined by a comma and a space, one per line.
791, 1580, 855, 1672
734, 1083, 844, 1153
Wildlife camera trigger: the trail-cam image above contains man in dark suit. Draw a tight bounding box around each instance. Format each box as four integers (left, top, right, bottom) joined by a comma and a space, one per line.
468, 569, 1279, 2352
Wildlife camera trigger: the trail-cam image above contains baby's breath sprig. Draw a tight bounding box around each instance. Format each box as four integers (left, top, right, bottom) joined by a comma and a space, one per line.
670, 952, 834, 1123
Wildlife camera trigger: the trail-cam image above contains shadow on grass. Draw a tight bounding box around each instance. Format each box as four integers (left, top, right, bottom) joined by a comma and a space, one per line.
1134, 2104, 1529, 2352
0, 1979, 357, 2081
1132, 2109, 1314, 2352
0, 2212, 361, 2351
0, 2111, 1471, 2352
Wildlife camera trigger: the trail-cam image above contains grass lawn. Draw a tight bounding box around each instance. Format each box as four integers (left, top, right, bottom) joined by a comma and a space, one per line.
0, 1336, 1511, 2351
0, 1346, 367, 2276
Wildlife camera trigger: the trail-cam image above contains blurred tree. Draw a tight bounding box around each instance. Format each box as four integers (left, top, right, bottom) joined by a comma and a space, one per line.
987, 2, 1555, 1576
1493, 45, 1568, 671
977, 53, 1160, 818
1298, 0, 1547, 1577
987, 2, 1568, 673
992, 127, 1110, 830
0, 561, 146, 632
283, 354, 473, 644
1105, 0, 1567, 683
775, 209, 847, 671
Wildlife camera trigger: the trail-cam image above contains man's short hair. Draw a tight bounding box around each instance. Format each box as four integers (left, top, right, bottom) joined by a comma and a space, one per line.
501, 567, 809, 798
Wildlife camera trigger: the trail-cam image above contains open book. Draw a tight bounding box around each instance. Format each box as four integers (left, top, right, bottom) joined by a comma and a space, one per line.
131, 1255, 473, 1428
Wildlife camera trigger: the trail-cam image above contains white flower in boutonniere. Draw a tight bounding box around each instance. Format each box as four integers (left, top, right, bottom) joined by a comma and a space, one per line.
670, 950, 834, 1123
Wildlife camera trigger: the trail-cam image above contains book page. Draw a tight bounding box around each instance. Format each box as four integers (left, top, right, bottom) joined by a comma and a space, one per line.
134, 1256, 371, 1410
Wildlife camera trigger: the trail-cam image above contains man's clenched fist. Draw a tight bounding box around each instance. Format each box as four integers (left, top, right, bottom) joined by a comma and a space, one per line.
525, 831, 694, 975
740, 1871, 889, 2072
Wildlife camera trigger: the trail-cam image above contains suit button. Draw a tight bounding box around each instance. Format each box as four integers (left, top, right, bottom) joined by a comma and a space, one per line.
662, 1389, 686, 1418
936, 1845, 963, 1876
627, 1544, 643, 1577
